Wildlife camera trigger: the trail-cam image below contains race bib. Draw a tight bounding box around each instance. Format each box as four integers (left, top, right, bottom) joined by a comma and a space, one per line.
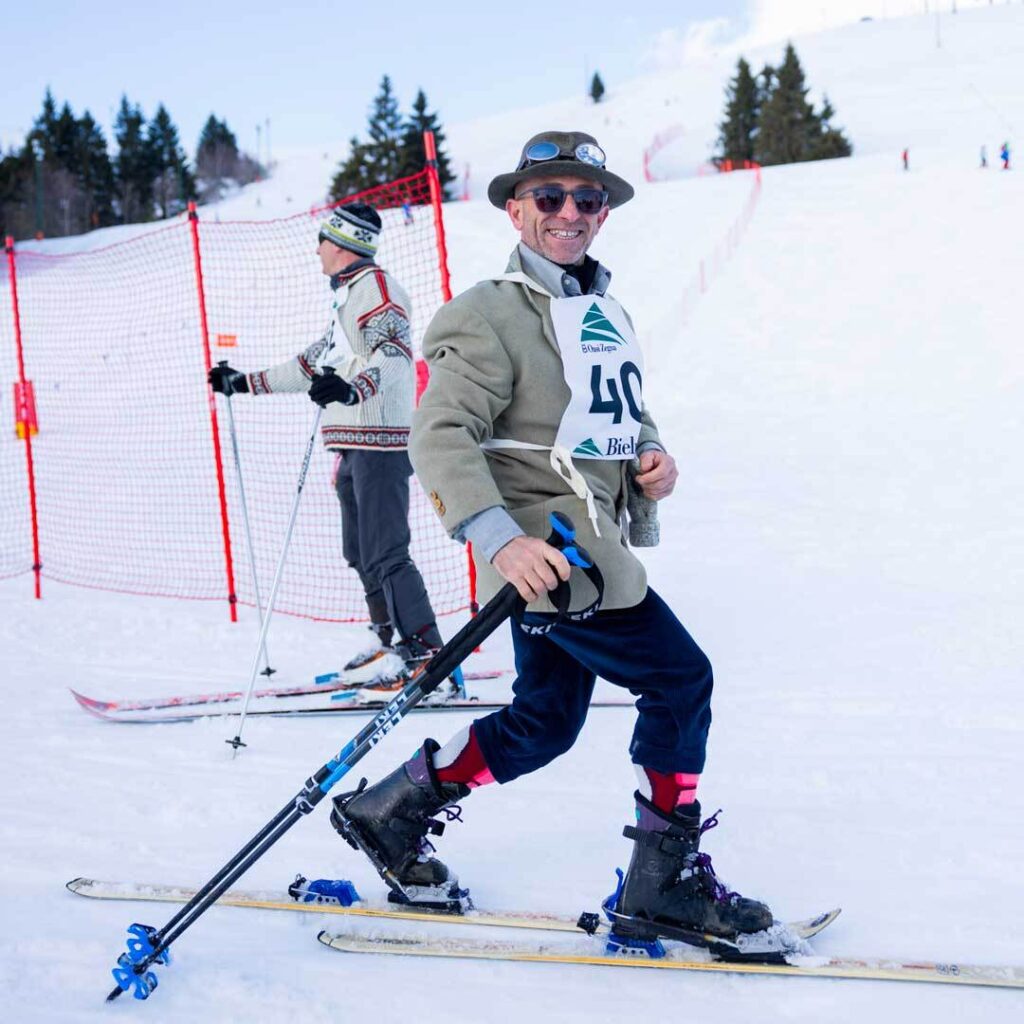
548, 294, 644, 460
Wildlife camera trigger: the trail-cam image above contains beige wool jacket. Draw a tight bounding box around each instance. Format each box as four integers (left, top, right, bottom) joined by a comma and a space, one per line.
409, 247, 663, 612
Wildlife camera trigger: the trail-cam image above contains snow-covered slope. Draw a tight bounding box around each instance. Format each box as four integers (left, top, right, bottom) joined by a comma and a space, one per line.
2, 6, 1022, 1023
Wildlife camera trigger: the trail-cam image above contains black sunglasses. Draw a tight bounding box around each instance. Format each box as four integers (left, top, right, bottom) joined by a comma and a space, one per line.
514, 186, 609, 215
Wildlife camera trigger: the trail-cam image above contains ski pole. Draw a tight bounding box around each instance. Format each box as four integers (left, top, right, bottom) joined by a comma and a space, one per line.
104, 511, 598, 1002
217, 361, 274, 681
226, 370, 334, 753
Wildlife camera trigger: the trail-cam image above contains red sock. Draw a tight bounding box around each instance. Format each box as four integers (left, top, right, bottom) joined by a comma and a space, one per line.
435, 725, 495, 788
637, 766, 700, 812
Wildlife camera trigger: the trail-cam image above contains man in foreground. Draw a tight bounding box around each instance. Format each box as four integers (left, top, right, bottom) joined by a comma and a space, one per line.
332, 133, 773, 944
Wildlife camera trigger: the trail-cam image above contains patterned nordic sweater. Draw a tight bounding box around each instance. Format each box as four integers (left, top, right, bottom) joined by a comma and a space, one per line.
246, 260, 415, 451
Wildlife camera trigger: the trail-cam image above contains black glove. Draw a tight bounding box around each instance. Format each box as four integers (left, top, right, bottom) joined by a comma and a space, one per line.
309, 370, 358, 407
208, 363, 249, 395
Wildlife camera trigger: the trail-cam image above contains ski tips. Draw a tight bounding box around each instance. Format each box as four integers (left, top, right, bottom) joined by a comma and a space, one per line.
69, 689, 115, 716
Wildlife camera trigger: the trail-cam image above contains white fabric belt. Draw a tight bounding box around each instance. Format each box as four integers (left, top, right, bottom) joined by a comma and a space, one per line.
480, 438, 601, 536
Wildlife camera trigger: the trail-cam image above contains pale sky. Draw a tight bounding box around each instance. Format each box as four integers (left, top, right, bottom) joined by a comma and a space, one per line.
0, 0, 991, 158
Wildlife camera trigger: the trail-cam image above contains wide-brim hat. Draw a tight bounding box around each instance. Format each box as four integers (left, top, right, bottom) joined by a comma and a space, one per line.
487, 130, 634, 210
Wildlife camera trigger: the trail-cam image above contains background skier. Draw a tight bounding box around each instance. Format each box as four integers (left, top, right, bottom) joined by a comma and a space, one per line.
208, 204, 448, 688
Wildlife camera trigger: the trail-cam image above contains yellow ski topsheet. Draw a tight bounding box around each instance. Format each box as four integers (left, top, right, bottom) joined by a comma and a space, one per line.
316, 930, 1024, 990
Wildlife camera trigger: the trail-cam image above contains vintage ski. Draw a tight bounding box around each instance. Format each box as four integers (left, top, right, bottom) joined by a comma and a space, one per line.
315, 930, 1024, 990
68, 694, 562, 723
66, 877, 839, 941
68, 668, 510, 715
70, 690, 632, 723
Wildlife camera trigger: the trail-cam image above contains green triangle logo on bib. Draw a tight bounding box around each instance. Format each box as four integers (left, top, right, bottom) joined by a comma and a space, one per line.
573, 437, 603, 457
580, 302, 625, 346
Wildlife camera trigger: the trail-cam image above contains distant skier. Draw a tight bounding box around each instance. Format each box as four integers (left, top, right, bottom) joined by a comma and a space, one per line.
401, 201, 414, 226
980, 145, 987, 169
902, 147, 909, 171
329, 131, 776, 946
207, 204, 449, 687
1000, 141, 1011, 170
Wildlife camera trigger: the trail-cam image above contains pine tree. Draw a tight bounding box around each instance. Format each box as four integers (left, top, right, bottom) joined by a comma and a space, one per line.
590, 72, 606, 104
196, 115, 235, 168
31, 89, 59, 161
24, 92, 62, 235
754, 44, 819, 166
28, 93, 91, 235
147, 104, 195, 219
196, 115, 241, 201
807, 94, 853, 161
75, 111, 115, 228
366, 75, 404, 184
114, 96, 154, 223
396, 89, 455, 197
330, 75, 409, 199
330, 137, 372, 200
0, 146, 35, 240
716, 57, 759, 166
51, 102, 81, 171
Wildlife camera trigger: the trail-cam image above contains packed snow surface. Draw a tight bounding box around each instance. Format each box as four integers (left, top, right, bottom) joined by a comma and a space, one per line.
2, 7, 1022, 1022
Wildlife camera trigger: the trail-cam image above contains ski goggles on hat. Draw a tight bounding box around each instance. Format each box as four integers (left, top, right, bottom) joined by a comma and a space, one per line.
516, 140, 607, 171
513, 185, 609, 215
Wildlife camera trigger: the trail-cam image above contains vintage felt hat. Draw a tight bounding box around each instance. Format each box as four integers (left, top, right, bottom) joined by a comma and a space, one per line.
487, 130, 634, 209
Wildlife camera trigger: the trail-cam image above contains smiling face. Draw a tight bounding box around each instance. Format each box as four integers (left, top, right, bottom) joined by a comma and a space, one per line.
506, 173, 610, 265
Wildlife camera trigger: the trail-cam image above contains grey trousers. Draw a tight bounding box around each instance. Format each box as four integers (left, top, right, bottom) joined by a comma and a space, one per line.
334, 448, 438, 643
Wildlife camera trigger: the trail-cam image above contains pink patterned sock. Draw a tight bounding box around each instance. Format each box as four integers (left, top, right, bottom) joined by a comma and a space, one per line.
435, 725, 495, 788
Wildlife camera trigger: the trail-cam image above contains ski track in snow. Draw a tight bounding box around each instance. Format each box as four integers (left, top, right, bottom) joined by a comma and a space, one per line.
2, 8, 1023, 1022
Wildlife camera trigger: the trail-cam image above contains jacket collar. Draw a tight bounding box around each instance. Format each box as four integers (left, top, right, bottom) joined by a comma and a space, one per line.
330, 258, 377, 291
512, 243, 611, 298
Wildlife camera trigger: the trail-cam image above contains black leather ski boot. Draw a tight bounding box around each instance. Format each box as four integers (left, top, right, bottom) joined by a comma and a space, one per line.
610, 794, 773, 944
330, 738, 470, 909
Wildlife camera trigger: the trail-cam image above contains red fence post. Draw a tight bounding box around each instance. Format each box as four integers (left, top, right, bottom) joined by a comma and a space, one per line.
422, 131, 477, 613
5, 236, 42, 598
423, 131, 453, 304
187, 203, 239, 622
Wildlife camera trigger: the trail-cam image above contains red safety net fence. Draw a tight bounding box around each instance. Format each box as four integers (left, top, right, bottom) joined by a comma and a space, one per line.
675, 162, 763, 327
0, 152, 473, 622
